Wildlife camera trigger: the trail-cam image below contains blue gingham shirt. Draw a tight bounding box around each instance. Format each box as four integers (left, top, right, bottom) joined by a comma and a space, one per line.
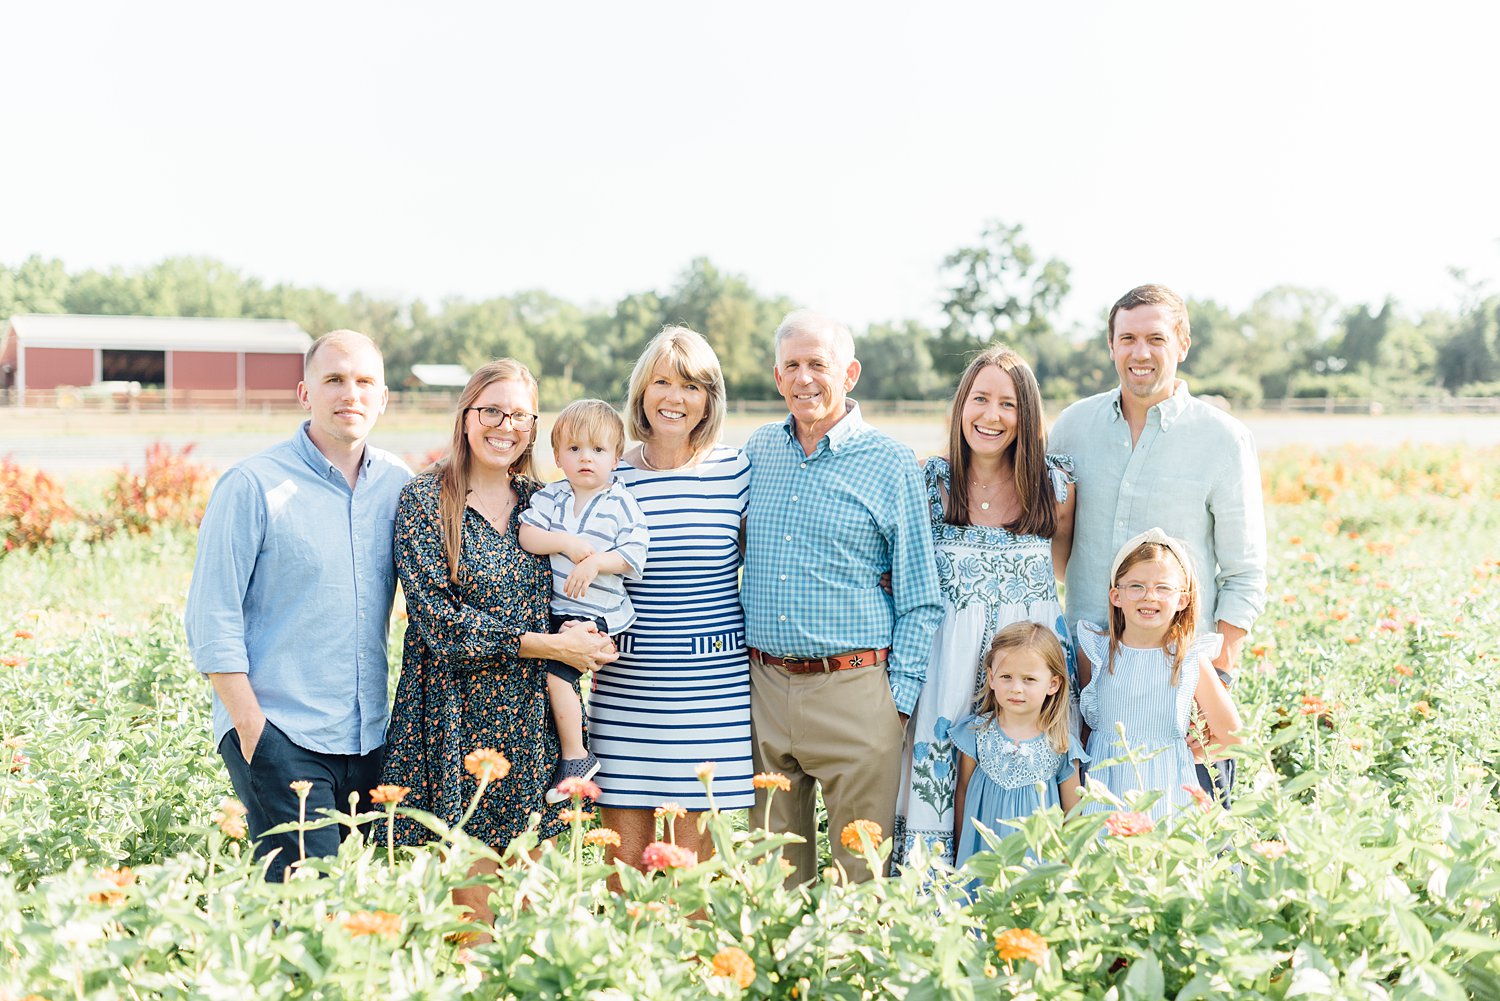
742, 403, 943, 715
1049, 382, 1267, 642
184, 422, 411, 756
519, 478, 650, 634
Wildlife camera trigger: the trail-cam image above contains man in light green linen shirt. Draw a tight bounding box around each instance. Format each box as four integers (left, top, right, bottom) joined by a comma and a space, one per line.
1050, 284, 1266, 803
1050, 283, 1267, 677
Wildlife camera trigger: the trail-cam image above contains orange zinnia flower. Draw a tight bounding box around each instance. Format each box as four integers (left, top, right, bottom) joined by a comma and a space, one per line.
343, 910, 403, 938
1182, 784, 1213, 812
583, 827, 622, 849
839, 819, 882, 852
1299, 695, 1330, 718
559, 808, 594, 824
994, 927, 1049, 964
654, 802, 688, 822
463, 748, 511, 782
0, 655, 25, 668
370, 784, 410, 805
710, 946, 756, 988
88, 866, 136, 904
751, 772, 791, 792
213, 798, 248, 839
1104, 812, 1154, 837
1393, 664, 1413, 677
12, 630, 33, 640
1412, 700, 1432, 719
288, 780, 312, 796
1250, 840, 1290, 859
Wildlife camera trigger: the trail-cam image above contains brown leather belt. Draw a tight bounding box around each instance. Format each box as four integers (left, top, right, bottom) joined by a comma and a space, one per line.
748, 647, 889, 674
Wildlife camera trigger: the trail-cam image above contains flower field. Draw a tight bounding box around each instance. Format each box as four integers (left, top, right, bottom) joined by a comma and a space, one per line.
1, 444, 1498, 999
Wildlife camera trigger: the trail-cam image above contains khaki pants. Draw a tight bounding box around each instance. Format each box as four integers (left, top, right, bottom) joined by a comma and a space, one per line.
750, 657, 906, 883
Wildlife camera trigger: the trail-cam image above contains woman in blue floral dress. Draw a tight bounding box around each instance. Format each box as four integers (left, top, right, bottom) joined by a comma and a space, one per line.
892, 346, 1077, 867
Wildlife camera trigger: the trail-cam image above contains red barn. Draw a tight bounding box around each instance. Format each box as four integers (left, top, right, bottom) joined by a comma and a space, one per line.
1, 314, 313, 403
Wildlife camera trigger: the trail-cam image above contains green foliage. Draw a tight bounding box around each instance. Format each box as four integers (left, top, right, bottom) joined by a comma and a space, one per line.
2, 447, 1498, 996
3, 241, 1496, 405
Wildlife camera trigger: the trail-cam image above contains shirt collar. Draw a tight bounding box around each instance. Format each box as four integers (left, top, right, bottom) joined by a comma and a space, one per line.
780, 400, 865, 453
293, 420, 370, 480
1107, 381, 1190, 431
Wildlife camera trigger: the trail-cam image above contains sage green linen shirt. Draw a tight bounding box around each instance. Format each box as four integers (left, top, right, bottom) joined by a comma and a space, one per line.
1048, 382, 1266, 643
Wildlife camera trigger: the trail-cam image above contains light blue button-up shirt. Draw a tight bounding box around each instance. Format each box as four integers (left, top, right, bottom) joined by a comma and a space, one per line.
185, 422, 411, 756
1048, 382, 1266, 643
742, 403, 943, 715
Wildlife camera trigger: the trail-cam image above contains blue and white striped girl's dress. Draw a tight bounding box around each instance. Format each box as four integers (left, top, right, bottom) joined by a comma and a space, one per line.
1077, 624, 1222, 822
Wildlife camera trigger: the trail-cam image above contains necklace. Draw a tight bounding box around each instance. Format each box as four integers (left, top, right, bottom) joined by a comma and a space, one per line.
469, 486, 514, 527
970, 479, 999, 511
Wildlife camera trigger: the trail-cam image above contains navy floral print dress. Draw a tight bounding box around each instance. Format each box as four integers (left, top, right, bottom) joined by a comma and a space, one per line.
381, 470, 570, 848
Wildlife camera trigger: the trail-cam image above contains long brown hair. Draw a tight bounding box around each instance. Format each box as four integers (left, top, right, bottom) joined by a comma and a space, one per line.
973, 621, 1071, 754
436, 359, 539, 583
1106, 540, 1199, 685
942, 346, 1056, 536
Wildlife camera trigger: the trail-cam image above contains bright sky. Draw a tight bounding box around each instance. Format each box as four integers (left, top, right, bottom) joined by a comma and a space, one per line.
4, 2, 1497, 336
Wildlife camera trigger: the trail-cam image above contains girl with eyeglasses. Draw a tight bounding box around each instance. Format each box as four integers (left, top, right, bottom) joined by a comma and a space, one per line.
1075, 528, 1244, 824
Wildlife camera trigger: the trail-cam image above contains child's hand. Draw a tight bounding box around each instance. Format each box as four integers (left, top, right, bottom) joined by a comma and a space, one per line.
563, 555, 600, 598
562, 535, 596, 564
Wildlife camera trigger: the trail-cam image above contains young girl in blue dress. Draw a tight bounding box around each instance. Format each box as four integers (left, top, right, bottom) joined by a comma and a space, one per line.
951, 621, 1086, 867
1077, 528, 1244, 823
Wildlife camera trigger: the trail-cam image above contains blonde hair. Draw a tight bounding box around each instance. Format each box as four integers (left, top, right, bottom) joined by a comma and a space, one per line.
436, 359, 539, 584
551, 399, 626, 458
625, 326, 727, 453
973, 621, 1071, 754
304, 329, 382, 376
1106, 539, 1200, 686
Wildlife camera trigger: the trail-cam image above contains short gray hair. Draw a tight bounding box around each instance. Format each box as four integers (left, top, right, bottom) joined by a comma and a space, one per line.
773, 309, 856, 367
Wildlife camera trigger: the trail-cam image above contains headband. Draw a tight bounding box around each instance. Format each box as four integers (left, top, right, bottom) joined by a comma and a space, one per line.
1109, 527, 1194, 585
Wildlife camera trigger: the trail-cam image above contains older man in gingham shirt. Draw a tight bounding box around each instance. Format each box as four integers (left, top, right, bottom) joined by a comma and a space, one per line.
742, 308, 942, 882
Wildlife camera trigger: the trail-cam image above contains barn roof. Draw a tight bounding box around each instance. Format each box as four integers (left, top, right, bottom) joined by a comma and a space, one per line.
409, 363, 472, 387
7, 314, 313, 354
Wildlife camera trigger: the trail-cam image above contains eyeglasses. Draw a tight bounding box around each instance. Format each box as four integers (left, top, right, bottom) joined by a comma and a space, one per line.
466, 407, 538, 431
1119, 583, 1184, 601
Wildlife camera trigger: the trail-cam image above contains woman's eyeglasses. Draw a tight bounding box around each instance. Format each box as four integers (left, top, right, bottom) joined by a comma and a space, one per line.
466, 407, 538, 431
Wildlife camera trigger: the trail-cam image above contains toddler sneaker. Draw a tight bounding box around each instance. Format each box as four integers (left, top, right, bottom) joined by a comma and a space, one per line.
545, 752, 601, 804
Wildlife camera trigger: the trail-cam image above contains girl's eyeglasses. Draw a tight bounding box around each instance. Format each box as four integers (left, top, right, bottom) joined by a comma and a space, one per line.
1119, 583, 1183, 600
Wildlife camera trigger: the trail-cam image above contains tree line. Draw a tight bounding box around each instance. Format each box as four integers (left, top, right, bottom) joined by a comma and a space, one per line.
2, 221, 1496, 408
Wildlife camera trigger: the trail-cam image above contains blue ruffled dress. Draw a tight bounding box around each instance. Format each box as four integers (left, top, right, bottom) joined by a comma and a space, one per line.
950, 711, 1087, 867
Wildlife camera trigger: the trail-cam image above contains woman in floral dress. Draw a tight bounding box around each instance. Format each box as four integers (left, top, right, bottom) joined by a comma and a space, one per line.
892, 346, 1077, 867
380, 359, 616, 927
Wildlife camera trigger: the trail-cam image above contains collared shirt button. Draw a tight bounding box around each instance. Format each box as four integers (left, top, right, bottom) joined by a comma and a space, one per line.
779, 614, 787, 621
799, 462, 807, 469
780, 574, 787, 581
791, 495, 798, 502
784, 534, 792, 542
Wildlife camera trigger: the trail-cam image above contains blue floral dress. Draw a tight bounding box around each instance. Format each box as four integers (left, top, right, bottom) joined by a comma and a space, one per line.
892, 454, 1075, 867
950, 712, 1087, 867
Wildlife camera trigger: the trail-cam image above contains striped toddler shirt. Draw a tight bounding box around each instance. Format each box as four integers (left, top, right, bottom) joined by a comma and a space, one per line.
520, 478, 650, 633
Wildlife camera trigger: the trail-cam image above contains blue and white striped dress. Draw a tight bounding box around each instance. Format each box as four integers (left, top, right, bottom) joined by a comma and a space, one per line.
586, 446, 754, 810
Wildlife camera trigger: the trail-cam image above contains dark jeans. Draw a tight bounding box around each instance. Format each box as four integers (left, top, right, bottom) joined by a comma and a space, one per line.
219, 721, 384, 881
1196, 758, 1235, 807
545, 612, 610, 684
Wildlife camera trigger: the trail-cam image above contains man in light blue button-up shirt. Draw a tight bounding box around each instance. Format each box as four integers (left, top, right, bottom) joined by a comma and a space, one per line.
185, 330, 410, 878
1050, 285, 1265, 802
743, 309, 942, 882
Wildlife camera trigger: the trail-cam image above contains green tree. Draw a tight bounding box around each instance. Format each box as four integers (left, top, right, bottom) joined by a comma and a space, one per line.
855, 321, 943, 400
935, 221, 1071, 383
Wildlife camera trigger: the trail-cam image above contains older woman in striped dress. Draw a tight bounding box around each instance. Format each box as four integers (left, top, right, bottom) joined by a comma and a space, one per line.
588, 326, 753, 869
